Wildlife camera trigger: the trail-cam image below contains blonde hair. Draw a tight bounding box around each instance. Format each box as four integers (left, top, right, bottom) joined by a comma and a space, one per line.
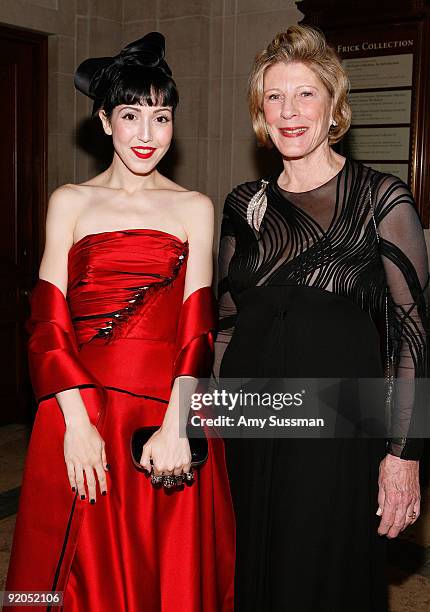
248, 25, 351, 147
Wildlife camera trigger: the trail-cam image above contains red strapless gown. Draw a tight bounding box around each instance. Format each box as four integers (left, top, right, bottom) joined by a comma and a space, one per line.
5, 229, 235, 612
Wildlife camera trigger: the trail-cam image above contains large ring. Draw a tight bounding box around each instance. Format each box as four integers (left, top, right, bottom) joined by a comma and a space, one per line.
175, 474, 185, 485
163, 475, 177, 489
184, 470, 194, 483
150, 472, 163, 486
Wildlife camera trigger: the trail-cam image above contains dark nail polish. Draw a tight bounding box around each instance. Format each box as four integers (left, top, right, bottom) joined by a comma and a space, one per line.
90, 499, 95, 504
102, 491, 107, 496
72, 487, 76, 492
105, 464, 110, 470
80, 495, 85, 500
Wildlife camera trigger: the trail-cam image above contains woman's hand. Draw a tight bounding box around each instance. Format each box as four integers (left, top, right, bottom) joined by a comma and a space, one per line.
64, 420, 109, 502
139, 426, 192, 477
377, 454, 420, 538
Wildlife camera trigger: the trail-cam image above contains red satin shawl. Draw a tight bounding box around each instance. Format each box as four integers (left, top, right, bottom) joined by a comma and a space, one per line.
172, 286, 218, 382
27, 279, 100, 402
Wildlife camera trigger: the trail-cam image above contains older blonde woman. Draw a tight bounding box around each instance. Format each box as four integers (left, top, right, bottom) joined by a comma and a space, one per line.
215, 25, 428, 612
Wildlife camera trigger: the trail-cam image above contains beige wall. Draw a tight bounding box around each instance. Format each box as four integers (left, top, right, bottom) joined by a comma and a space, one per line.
0, 0, 301, 233
0, 0, 124, 193
203, 0, 302, 230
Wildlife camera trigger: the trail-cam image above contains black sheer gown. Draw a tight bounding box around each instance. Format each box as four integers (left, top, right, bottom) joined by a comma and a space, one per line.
215, 158, 429, 612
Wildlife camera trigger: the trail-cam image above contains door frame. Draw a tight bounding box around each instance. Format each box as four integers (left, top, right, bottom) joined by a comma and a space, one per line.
0, 23, 47, 423
0, 23, 48, 267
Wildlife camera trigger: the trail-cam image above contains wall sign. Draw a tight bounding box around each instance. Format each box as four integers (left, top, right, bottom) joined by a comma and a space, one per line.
298, 0, 430, 227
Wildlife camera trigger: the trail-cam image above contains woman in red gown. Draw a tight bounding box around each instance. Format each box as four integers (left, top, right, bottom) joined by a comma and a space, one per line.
5, 32, 235, 612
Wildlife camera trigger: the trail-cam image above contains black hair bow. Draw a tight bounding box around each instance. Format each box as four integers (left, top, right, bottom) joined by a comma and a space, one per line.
74, 32, 171, 110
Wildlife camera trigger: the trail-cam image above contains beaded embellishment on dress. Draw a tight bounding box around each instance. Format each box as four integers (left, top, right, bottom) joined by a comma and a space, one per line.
95, 242, 188, 342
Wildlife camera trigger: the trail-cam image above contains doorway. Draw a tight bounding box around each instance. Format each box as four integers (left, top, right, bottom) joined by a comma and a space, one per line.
0, 24, 47, 424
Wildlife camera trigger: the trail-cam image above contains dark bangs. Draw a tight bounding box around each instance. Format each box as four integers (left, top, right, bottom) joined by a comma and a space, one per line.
100, 65, 179, 118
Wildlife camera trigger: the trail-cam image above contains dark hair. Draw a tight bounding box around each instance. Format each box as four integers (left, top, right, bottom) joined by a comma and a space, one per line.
99, 64, 179, 119
74, 33, 178, 118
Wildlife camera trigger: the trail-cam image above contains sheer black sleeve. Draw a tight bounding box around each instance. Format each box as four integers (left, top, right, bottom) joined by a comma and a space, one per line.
213, 202, 238, 383
374, 174, 429, 460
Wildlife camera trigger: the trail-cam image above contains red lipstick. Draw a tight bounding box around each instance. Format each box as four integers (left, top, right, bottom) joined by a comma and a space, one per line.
131, 146, 157, 159
279, 127, 308, 138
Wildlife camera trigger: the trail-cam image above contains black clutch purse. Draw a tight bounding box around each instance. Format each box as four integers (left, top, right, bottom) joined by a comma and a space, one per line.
130, 426, 208, 471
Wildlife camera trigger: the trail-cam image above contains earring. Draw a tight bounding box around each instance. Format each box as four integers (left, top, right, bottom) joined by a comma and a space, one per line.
330, 119, 337, 128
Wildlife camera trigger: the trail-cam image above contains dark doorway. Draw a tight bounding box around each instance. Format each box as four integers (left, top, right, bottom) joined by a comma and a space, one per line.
0, 24, 47, 424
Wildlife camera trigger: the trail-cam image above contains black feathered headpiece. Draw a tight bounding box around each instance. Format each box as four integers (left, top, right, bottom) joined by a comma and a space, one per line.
74, 32, 172, 114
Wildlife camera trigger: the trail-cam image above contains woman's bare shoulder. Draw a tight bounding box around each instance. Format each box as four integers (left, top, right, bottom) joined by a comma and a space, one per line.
157, 175, 209, 200
51, 169, 112, 207
154, 173, 187, 192
159, 175, 211, 205
49, 177, 114, 212
176, 191, 214, 242
156, 175, 213, 223
167, 185, 213, 214
47, 184, 82, 220
45, 183, 97, 243
49, 182, 95, 206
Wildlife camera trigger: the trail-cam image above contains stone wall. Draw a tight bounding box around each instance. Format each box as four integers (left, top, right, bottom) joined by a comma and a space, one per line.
0, 0, 301, 230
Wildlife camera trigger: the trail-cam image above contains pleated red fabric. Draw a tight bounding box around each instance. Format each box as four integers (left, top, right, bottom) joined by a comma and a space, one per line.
6, 229, 235, 612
